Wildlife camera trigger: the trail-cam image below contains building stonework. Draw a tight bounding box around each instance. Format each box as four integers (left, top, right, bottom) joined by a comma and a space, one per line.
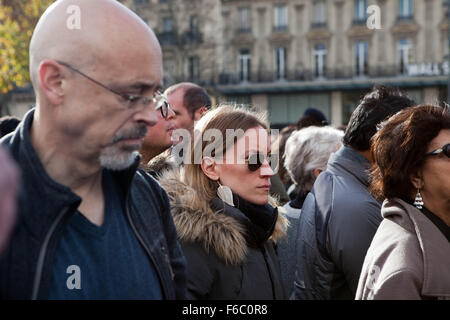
4, 0, 449, 125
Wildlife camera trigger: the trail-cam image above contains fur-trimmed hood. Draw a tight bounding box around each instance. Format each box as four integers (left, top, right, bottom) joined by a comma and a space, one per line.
158, 169, 288, 265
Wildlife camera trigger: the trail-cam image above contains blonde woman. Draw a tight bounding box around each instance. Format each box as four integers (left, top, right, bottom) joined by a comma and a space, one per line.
159, 106, 287, 299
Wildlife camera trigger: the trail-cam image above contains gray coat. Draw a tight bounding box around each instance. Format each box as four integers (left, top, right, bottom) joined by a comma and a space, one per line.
356, 198, 450, 300
292, 146, 382, 300
277, 202, 302, 297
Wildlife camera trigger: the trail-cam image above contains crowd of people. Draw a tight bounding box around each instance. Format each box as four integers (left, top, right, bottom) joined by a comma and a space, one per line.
0, 0, 449, 300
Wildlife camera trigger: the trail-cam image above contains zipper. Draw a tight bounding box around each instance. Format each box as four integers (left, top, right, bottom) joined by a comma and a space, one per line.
160, 245, 175, 280
31, 207, 71, 300
125, 193, 169, 299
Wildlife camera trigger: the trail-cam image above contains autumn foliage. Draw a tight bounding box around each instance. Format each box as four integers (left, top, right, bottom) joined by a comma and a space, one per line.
0, 0, 54, 94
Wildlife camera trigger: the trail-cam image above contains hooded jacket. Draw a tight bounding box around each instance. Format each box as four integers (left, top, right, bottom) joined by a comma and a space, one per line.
0, 109, 186, 300
159, 169, 288, 300
356, 198, 450, 300
293, 146, 382, 300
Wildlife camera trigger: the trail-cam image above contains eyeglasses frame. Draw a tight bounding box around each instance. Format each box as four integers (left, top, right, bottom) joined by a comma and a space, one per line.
56, 60, 169, 118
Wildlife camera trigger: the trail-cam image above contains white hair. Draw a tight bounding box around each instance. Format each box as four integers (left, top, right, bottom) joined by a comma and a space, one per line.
284, 126, 343, 192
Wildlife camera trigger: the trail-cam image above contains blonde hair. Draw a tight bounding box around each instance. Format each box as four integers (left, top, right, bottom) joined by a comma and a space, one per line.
182, 104, 269, 203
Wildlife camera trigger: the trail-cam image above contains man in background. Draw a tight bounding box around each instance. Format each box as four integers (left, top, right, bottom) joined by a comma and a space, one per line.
293, 86, 415, 299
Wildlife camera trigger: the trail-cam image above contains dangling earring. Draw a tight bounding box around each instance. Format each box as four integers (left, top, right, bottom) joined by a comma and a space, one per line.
217, 181, 234, 207
413, 189, 423, 210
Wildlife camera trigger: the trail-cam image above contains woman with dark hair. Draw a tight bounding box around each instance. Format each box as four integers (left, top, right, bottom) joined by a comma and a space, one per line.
159, 105, 287, 299
356, 105, 450, 300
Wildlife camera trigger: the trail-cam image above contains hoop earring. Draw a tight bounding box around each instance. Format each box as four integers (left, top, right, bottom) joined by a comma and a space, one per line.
413, 189, 423, 210
217, 181, 234, 207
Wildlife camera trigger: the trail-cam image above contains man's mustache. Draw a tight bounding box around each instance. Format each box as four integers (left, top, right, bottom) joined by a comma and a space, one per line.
110, 124, 148, 144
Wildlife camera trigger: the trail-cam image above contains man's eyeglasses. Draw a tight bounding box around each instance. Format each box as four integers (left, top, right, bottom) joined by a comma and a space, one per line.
56, 61, 170, 118
245, 153, 278, 172
426, 143, 450, 158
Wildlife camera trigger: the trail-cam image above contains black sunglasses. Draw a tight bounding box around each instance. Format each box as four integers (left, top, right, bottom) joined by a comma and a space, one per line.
426, 143, 450, 158
245, 153, 278, 172
57, 61, 169, 118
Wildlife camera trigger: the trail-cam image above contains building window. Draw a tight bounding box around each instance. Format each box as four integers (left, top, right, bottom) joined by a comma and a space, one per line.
190, 15, 198, 33
354, 41, 368, 76
312, 1, 326, 28
162, 17, 174, 32
188, 56, 200, 82
313, 44, 327, 78
354, 0, 367, 23
398, 0, 413, 19
275, 47, 287, 80
398, 39, 412, 74
238, 8, 251, 33
239, 49, 251, 82
274, 5, 288, 31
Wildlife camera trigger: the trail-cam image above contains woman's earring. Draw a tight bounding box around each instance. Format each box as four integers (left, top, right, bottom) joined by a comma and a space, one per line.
217, 182, 234, 207
413, 189, 423, 210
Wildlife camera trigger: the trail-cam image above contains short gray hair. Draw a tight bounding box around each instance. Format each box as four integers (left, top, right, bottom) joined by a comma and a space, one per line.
284, 126, 343, 192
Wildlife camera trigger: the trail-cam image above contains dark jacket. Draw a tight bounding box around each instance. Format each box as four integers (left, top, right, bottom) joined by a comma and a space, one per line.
159, 170, 288, 300
0, 109, 186, 300
293, 146, 382, 300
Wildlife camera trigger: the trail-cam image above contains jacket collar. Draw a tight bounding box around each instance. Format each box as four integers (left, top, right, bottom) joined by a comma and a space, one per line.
327, 145, 371, 187
211, 195, 278, 248
158, 169, 288, 265
384, 198, 450, 297
5, 108, 140, 238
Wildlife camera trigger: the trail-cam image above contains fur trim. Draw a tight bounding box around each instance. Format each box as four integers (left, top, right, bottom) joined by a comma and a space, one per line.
159, 169, 288, 265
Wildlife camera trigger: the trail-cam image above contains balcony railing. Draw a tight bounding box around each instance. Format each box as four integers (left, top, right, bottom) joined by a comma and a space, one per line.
163, 63, 447, 89
352, 18, 367, 25
180, 31, 203, 45
311, 22, 327, 29
237, 27, 252, 34
273, 25, 288, 32
397, 15, 414, 22
217, 64, 444, 85
156, 31, 178, 46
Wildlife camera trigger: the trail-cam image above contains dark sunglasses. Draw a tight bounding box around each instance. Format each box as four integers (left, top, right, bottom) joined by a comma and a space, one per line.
426, 143, 450, 158
245, 153, 278, 172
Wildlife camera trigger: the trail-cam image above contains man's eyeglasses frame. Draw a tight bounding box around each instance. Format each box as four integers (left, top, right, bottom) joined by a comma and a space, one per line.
56, 60, 170, 118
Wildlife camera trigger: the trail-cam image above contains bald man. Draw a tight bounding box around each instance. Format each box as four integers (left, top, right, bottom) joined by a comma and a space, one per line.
164, 82, 211, 138
0, 0, 186, 299
140, 104, 176, 166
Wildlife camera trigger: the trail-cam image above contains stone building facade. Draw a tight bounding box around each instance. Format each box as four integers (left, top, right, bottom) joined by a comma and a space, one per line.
4, 0, 449, 126
129, 0, 450, 127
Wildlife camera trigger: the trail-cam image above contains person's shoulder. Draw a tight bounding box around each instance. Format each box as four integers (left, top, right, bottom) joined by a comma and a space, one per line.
135, 168, 165, 192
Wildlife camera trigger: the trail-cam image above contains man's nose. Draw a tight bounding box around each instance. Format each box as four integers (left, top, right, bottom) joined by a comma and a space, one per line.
134, 106, 158, 127
166, 106, 176, 120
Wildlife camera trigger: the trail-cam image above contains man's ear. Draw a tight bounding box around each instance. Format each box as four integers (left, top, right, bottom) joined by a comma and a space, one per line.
201, 157, 220, 181
193, 107, 208, 121
410, 170, 423, 190
39, 60, 65, 105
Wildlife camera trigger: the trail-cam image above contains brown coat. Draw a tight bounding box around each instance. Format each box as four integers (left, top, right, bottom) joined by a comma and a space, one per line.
356, 198, 450, 300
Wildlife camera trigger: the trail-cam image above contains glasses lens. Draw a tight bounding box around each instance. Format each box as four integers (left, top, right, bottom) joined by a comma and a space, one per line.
268, 153, 279, 173
443, 144, 450, 158
247, 153, 264, 172
161, 101, 169, 118
154, 93, 169, 118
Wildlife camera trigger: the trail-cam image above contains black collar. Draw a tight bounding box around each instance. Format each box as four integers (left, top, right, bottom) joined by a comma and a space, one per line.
421, 206, 450, 243
211, 195, 278, 248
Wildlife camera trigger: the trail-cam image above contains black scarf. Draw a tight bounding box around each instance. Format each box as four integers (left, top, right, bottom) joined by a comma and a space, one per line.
232, 194, 278, 247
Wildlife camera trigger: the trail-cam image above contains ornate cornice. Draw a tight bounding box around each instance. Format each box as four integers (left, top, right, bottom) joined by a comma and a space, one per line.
391, 20, 420, 36
305, 28, 332, 41
347, 25, 374, 38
